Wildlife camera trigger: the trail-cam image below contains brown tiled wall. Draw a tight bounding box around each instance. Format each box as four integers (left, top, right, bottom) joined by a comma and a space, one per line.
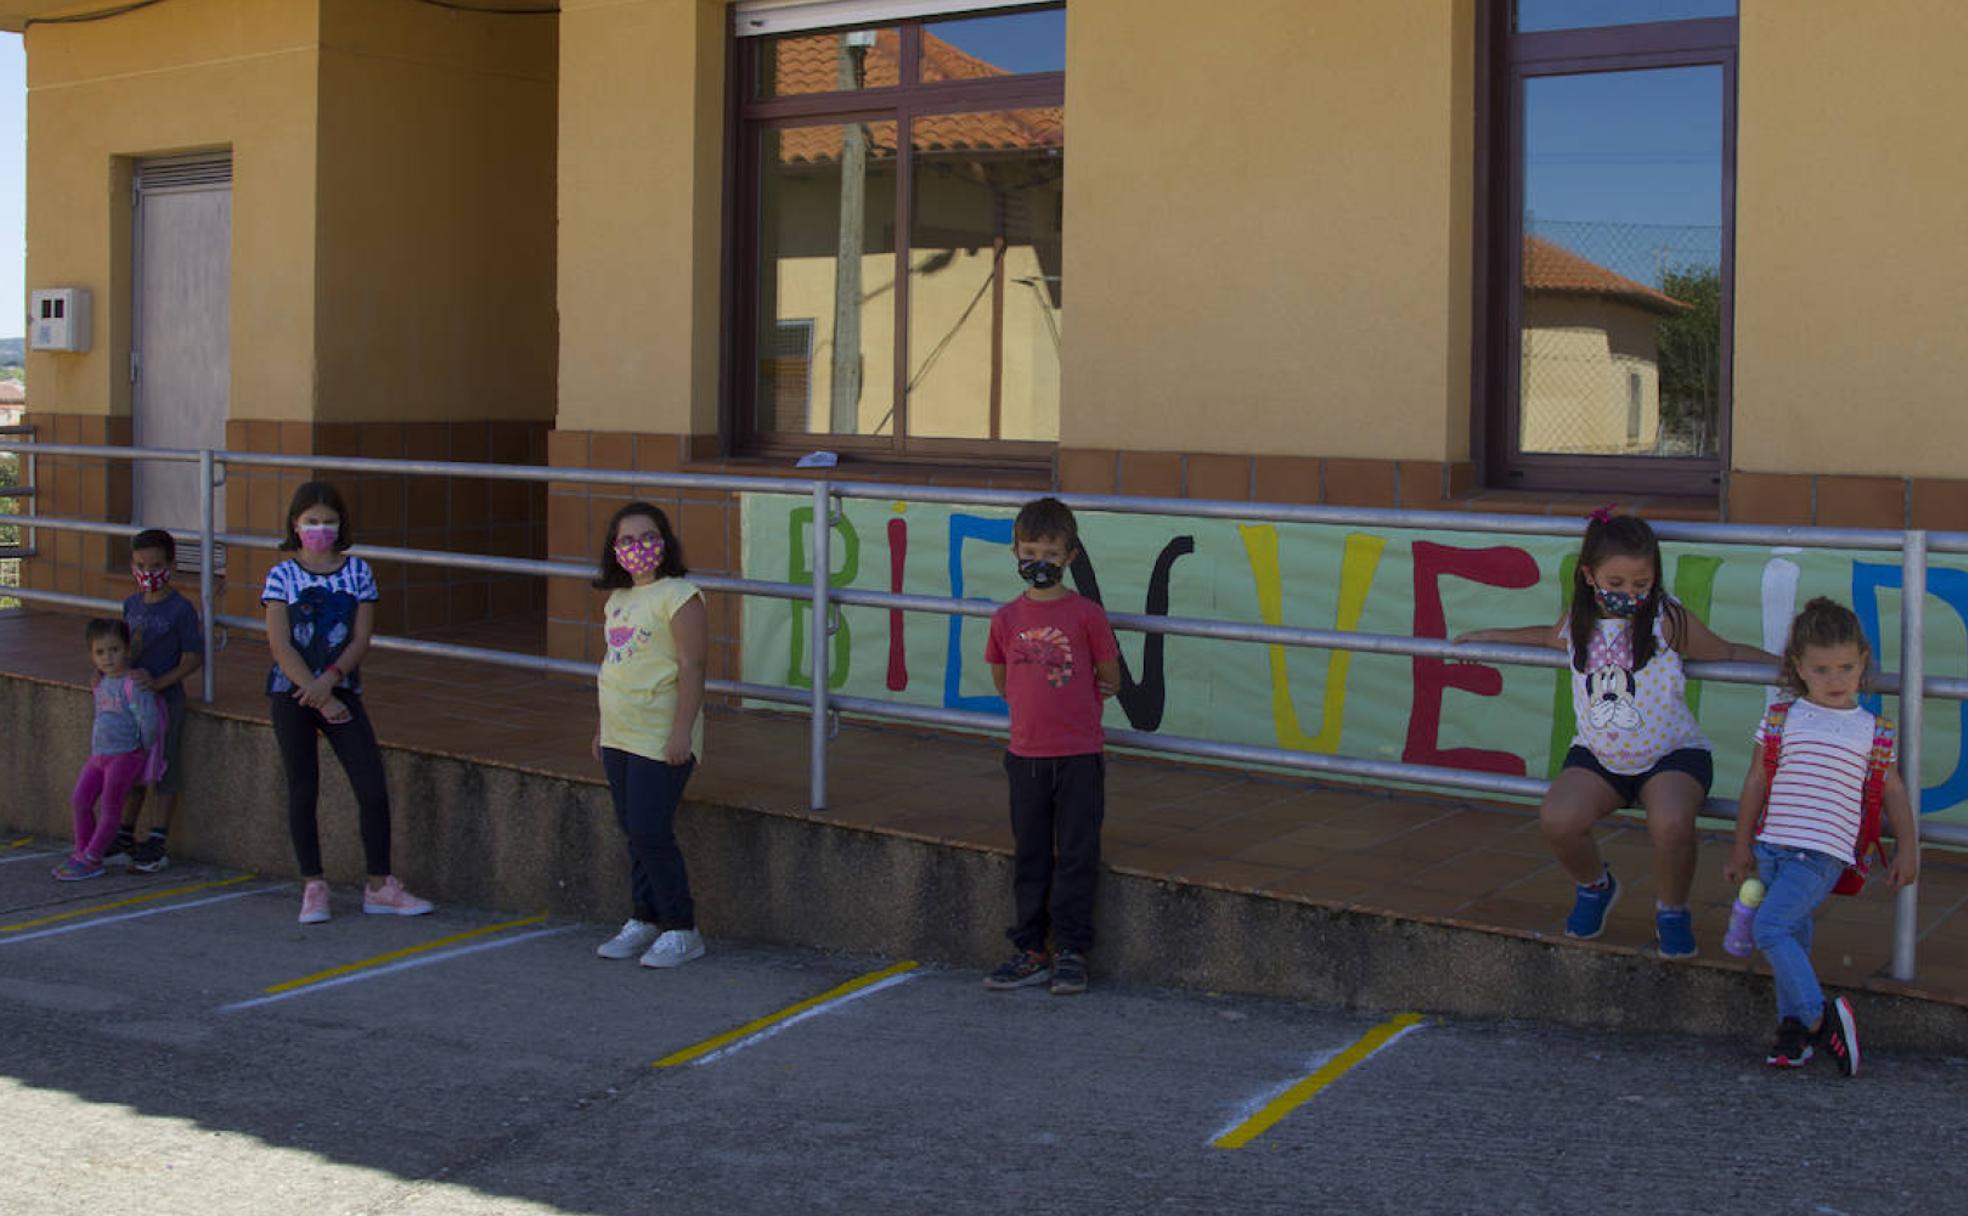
13, 411, 547, 635
219, 418, 550, 633
1061, 449, 1968, 532
14, 412, 134, 604
1727, 471, 1967, 530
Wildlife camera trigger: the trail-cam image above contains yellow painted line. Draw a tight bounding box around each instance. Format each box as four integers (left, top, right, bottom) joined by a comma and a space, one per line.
261, 913, 549, 994
0, 875, 258, 933
653, 960, 919, 1068
6, 837, 32, 849
1211, 1012, 1426, 1150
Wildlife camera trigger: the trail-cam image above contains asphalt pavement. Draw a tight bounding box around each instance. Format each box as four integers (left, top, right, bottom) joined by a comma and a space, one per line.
2, 842, 1964, 1216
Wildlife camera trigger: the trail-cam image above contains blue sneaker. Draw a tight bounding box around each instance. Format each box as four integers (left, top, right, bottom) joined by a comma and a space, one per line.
1564, 869, 1619, 939
1655, 907, 1698, 958
51, 854, 106, 882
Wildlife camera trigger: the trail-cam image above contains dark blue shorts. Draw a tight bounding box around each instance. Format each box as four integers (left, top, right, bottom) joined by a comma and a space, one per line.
1562, 746, 1712, 809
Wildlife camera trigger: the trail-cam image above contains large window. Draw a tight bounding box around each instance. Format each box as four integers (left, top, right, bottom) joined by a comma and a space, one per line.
732, 5, 1065, 463
1480, 2, 1736, 495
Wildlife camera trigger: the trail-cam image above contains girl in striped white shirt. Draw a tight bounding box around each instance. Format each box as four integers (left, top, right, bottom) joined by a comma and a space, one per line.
1727, 598, 1918, 1076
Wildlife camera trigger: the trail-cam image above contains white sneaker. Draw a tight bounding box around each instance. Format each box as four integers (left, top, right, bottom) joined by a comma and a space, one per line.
638, 928, 706, 969
596, 918, 661, 960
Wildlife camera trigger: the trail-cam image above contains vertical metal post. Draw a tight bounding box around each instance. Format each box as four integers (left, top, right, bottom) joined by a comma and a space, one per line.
1892, 529, 1925, 982
809, 479, 832, 813
198, 450, 216, 705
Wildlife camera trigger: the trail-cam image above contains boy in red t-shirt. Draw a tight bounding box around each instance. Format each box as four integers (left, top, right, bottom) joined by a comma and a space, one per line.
982, 497, 1121, 996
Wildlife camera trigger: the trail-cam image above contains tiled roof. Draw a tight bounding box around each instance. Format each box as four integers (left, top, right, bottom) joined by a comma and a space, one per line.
774, 29, 1063, 165
1524, 237, 1690, 314
0, 380, 24, 404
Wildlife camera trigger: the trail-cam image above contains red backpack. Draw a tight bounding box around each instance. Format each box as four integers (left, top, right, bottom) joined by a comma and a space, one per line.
1758, 700, 1896, 896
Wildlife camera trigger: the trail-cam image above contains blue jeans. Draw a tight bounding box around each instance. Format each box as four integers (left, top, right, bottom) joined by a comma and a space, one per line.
1751, 841, 1846, 1025
600, 749, 697, 930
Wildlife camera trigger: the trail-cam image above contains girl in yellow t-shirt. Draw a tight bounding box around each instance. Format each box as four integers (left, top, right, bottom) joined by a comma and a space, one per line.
588, 502, 709, 969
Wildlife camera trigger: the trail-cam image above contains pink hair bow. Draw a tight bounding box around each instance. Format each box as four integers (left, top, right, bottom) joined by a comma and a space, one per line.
1587, 504, 1618, 525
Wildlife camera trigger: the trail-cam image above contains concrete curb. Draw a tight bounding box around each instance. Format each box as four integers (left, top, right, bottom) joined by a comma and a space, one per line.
5, 673, 1963, 1053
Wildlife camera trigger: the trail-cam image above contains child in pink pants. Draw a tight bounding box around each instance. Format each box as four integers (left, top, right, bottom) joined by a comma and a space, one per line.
57, 620, 166, 881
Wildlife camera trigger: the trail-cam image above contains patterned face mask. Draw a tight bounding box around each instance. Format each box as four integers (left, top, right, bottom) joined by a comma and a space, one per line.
1017, 558, 1064, 589
614, 536, 664, 576
132, 565, 171, 592
1594, 587, 1649, 618
298, 523, 339, 554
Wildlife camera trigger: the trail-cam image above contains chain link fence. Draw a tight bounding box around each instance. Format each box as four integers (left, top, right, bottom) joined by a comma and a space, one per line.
1, 397, 22, 607
1520, 218, 1722, 458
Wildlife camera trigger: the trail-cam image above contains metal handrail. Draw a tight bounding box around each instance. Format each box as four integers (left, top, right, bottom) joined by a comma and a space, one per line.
0, 437, 1957, 980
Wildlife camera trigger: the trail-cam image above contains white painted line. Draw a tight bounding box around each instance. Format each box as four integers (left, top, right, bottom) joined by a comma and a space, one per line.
689, 971, 920, 1067
217, 926, 576, 1013
0, 886, 282, 946
1210, 1014, 1427, 1149
0, 851, 64, 866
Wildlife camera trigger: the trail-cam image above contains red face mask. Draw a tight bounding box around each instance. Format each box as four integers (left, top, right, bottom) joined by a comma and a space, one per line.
132, 565, 171, 592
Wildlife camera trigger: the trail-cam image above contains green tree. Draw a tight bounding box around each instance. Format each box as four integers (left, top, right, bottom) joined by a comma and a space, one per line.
1656, 265, 1722, 456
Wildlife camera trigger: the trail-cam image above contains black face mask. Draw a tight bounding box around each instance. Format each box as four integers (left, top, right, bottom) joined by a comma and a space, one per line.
1017, 558, 1064, 589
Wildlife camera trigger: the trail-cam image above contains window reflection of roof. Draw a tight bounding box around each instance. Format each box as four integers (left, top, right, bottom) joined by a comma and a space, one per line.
773, 29, 1063, 165
1524, 237, 1691, 314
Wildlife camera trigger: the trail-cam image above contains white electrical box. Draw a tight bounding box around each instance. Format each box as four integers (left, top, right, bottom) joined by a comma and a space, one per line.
29, 287, 92, 353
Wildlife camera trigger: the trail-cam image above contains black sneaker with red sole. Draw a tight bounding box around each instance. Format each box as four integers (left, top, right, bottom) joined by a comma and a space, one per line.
1817, 996, 1861, 1077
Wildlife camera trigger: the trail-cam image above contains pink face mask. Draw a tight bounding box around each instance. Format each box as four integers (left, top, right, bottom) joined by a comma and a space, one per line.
298, 523, 339, 554
613, 536, 664, 576
132, 565, 171, 592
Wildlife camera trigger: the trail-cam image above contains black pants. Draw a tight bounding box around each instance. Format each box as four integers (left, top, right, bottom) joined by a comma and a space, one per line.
601, 748, 697, 930
1004, 752, 1104, 954
268, 691, 391, 878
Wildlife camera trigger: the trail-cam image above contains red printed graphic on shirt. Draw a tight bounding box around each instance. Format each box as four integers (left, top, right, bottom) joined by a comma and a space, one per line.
1011, 625, 1074, 687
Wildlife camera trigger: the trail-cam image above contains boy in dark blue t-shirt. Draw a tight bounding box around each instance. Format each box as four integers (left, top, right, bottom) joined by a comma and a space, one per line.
109, 529, 204, 873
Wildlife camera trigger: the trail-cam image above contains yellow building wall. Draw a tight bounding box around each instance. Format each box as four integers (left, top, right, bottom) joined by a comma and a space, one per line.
313, 0, 558, 424
1735, 1, 1968, 478
1060, 0, 1474, 461
1520, 297, 1662, 456
23, 0, 319, 421
556, 0, 726, 437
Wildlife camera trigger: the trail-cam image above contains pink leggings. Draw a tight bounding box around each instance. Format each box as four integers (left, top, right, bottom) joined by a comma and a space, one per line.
72, 751, 146, 862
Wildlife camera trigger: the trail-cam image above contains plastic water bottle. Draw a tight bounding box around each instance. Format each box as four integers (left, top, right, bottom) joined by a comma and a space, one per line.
1724, 877, 1765, 957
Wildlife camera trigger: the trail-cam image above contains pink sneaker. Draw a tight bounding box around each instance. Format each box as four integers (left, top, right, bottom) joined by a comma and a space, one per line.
362, 876, 434, 916
299, 879, 332, 925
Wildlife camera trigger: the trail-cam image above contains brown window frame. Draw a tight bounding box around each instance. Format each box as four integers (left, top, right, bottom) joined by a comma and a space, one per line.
1474, 7, 1738, 497
725, 9, 1066, 469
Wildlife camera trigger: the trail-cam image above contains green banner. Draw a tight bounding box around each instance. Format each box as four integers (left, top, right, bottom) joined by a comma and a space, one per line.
740, 494, 1968, 824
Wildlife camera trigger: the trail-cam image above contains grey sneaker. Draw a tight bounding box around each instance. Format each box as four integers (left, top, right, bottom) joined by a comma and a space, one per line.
596, 919, 661, 960
130, 839, 171, 874
639, 928, 706, 969
983, 949, 1052, 991
1049, 949, 1088, 996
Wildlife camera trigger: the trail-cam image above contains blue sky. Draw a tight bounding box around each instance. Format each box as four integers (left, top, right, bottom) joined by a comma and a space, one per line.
1524, 64, 1723, 286
926, 8, 1064, 74
2, 33, 21, 341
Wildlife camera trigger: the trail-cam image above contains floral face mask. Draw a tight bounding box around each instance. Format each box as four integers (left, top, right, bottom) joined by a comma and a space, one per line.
1593, 587, 1649, 618
614, 535, 664, 577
